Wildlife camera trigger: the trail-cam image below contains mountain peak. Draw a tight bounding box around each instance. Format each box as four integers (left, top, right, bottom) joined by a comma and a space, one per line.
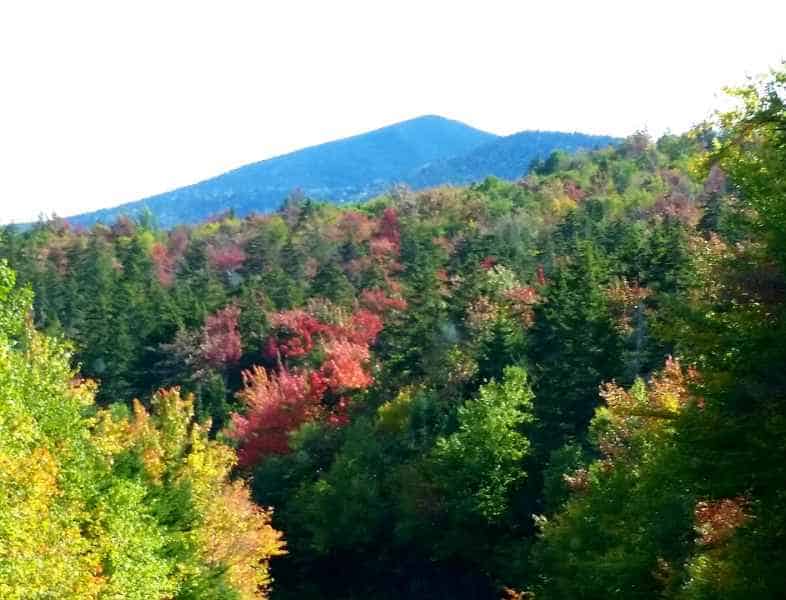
63, 119, 617, 228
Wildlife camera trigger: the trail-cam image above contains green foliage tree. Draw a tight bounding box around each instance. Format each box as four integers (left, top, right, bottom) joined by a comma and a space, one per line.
529, 239, 623, 450
0, 262, 284, 599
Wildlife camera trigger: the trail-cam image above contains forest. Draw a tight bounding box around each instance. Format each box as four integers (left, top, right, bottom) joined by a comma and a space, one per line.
1, 67, 785, 599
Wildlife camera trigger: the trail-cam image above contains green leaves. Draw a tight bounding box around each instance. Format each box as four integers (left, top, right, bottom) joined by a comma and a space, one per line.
429, 366, 534, 522
713, 64, 786, 265
0, 261, 32, 342
0, 266, 284, 599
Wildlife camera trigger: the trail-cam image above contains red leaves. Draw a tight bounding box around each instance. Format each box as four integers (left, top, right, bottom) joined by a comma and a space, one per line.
596, 357, 699, 460
149, 229, 191, 287
360, 288, 408, 314
480, 256, 498, 270
265, 310, 325, 360
505, 286, 539, 328
694, 497, 748, 546
377, 207, 401, 248
265, 304, 386, 363
563, 180, 587, 202
200, 305, 243, 369
226, 227, 406, 466
605, 278, 651, 335
336, 210, 376, 244
703, 164, 727, 195
341, 207, 403, 282
230, 302, 385, 467
369, 237, 398, 258
230, 367, 320, 464
207, 242, 247, 272
320, 340, 373, 392
536, 264, 547, 287
151, 243, 177, 287
347, 309, 383, 346
563, 468, 590, 492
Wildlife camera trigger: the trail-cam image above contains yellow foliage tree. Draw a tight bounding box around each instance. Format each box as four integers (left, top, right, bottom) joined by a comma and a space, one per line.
0, 261, 284, 599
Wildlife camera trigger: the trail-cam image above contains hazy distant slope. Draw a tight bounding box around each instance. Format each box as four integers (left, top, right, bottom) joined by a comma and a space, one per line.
409, 130, 619, 187
64, 117, 618, 228
67, 115, 497, 228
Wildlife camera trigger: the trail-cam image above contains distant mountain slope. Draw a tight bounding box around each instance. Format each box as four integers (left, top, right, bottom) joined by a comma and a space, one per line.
65, 116, 618, 228
67, 116, 497, 228
409, 131, 619, 187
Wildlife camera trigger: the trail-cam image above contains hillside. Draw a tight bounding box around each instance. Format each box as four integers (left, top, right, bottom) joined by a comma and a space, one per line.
3, 68, 786, 600
410, 130, 618, 187
64, 116, 616, 228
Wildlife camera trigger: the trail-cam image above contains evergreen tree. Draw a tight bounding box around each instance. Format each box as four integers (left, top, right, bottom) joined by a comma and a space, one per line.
529, 239, 623, 450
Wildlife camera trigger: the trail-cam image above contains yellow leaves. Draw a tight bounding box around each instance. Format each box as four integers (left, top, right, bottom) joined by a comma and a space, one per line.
604, 278, 650, 335
129, 397, 167, 482
377, 387, 415, 434
150, 388, 194, 466
601, 357, 694, 420
0, 448, 105, 600
540, 179, 577, 217
594, 357, 698, 460
180, 425, 236, 501
196, 481, 286, 599
92, 408, 133, 459
0, 288, 109, 598
93, 390, 197, 482
141, 389, 288, 599
0, 449, 59, 544
71, 376, 99, 406
91, 387, 286, 598
1, 266, 285, 599
549, 193, 578, 216
0, 285, 286, 600
649, 356, 697, 414
686, 150, 712, 185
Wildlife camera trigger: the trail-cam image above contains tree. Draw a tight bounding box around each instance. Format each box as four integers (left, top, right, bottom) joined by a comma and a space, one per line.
0, 262, 284, 599
531, 361, 698, 600
529, 239, 623, 451
712, 65, 786, 265
427, 366, 535, 527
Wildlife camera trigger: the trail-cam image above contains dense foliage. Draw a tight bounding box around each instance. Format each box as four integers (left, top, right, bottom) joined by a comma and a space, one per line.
1, 66, 785, 598
0, 263, 284, 599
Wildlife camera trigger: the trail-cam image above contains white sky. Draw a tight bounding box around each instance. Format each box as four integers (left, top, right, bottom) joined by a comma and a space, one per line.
1, 1, 784, 224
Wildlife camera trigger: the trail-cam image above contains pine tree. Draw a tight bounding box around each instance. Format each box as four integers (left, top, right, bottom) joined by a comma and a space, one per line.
529, 239, 623, 450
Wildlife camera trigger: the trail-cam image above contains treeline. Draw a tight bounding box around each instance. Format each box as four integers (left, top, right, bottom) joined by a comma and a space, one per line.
1, 67, 785, 598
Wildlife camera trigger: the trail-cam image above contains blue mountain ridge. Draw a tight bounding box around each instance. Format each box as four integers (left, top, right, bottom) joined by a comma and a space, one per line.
64, 115, 618, 228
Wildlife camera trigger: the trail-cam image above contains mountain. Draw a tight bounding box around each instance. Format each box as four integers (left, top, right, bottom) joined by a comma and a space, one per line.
64, 115, 617, 228
409, 130, 619, 187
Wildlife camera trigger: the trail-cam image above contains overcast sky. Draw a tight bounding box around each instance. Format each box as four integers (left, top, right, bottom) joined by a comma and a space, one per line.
1, 1, 784, 224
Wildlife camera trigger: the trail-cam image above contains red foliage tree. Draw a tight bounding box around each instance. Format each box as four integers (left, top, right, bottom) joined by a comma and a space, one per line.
200, 306, 243, 369
230, 367, 321, 465
694, 496, 748, 546
564, 180, 587, 202
536, 264, 547, 287
345, 309, 383, 346
505, 286, 539, 327
231, 302, 386, 467
207, 242, 247, 272
359, 288, 408, 315
377, 207, 401, 248
336, 210, 376, 244
169, 227, 190, 258
480, 256, 498, 270
264, 310, 327, 360
151, 243, 177, 287
319, 340, 373, 392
